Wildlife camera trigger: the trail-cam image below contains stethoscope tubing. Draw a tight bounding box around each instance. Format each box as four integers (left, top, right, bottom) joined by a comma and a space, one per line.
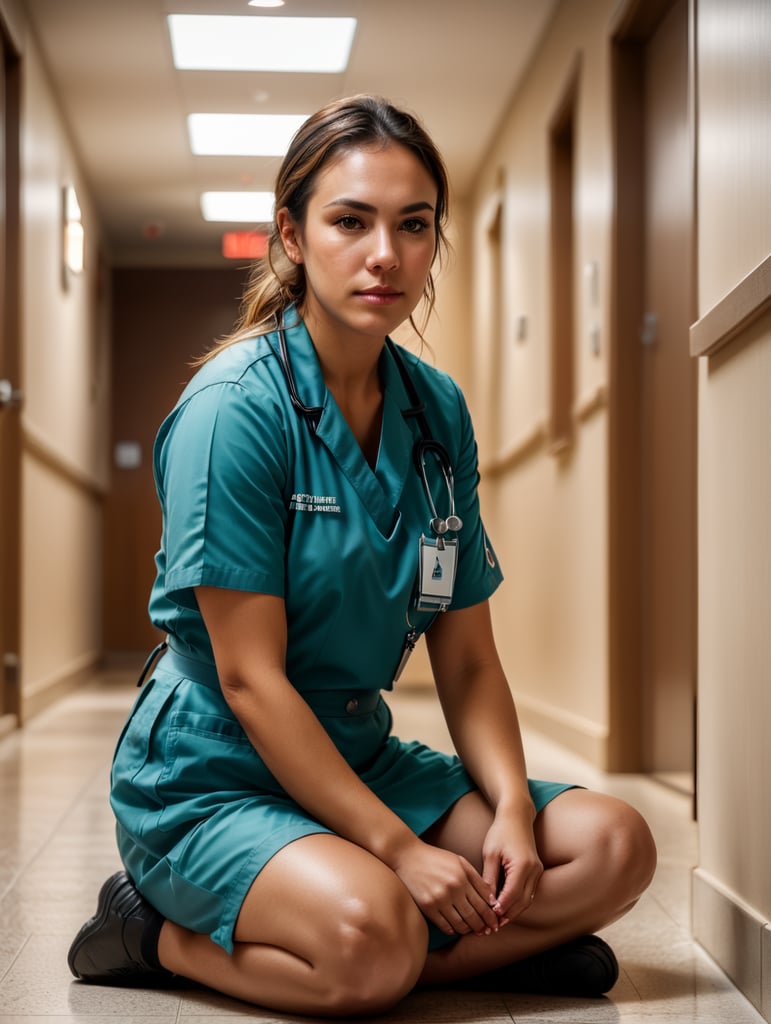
276, 319, 462, 537
413, 439, 462, 535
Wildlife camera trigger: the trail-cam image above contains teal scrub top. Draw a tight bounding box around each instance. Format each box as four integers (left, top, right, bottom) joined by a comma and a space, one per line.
149, 312, 503, 689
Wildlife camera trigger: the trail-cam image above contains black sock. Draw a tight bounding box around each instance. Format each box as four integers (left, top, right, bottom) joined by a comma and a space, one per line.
139, 908, 168, 973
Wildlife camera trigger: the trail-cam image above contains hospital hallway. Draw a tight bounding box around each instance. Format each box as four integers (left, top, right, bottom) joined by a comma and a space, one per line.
0, 668, 763, 1023
1, 0, 770, 1020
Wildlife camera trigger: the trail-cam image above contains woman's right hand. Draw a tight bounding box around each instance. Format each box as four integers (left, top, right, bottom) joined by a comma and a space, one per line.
390, 838, 501, 937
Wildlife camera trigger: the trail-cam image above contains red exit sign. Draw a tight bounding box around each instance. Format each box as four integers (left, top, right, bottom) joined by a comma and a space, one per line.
222, 232, 269, 259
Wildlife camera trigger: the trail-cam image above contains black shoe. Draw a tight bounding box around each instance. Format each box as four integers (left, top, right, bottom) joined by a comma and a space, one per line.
68, 871, 172, 987
468, 934, 619, 997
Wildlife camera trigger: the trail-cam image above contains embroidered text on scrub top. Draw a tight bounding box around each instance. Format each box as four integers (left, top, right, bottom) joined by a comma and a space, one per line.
289, 493, 343, 514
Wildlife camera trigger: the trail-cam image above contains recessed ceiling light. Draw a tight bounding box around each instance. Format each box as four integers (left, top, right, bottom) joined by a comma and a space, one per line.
168, 15, 356, 73
201, 191, 275, 223
248, 0, 285, 7
189, 113, 307, 156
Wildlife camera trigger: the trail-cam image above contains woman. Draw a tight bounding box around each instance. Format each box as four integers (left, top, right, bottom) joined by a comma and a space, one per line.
68, 95, 656, 1016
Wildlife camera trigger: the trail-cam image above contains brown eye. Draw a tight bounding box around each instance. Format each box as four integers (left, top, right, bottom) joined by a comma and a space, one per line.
401, 218, 429, 234
335, 215, 363, 230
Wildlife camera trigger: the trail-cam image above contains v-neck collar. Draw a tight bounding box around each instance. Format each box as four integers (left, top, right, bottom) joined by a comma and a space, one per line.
270, 314, 419, 538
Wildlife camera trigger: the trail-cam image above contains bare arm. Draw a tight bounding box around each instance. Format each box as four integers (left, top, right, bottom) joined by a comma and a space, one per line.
195, 585, 501, 936
427, 600, 544, 916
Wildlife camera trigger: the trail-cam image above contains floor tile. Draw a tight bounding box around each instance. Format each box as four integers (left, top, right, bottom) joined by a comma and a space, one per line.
0, 676, 766, 1024
0, 935, 181, 1016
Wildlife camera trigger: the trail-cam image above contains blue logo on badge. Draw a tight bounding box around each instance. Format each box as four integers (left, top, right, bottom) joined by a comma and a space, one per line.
432, 557, 443, 580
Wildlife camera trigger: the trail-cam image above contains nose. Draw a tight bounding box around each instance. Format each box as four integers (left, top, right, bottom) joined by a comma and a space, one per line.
366, 226, 399, 271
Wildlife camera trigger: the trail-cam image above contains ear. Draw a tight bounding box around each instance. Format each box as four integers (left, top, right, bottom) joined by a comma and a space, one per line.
276, 207, 304, 264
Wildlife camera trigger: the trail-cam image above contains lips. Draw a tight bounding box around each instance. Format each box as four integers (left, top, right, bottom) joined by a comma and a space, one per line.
356, 287, 402, 298
354, 286, 404, 307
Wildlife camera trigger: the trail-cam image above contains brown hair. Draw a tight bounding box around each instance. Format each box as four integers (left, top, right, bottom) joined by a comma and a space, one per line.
199, 94, 451, 362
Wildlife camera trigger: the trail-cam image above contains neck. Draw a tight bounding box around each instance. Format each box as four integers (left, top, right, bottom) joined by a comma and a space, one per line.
302, 308, 385, 399
300, 307, 385, 467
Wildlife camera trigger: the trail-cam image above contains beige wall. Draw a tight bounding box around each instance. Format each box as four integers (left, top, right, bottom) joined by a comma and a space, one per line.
466, 0, 615, 764
690, 0, 771, 1016
16, 20, 110, 717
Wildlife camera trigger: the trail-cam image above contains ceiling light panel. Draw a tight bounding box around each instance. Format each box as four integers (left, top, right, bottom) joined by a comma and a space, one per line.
168, 15, 357, 73
189, 113, 307, 156
201, 191, 275, 223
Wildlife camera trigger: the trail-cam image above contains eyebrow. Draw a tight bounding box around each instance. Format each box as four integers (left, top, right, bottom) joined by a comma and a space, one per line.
323, 198, 435, 215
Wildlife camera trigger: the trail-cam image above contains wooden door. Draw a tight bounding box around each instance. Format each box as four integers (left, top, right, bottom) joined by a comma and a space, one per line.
0, 25, 21, 729
104, 267, 246, 655
640, 0, 697, 778
609, 0, 697, 782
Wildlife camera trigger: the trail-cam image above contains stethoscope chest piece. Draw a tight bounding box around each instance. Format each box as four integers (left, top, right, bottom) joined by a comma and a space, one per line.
414, 439, 463, 540
430, 513, 463, 536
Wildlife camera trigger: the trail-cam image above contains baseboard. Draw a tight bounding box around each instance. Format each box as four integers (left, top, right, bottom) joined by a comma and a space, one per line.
21, 652, 102, 723
0, 713, 18, 739
512, 689, 609, 768
691, 867, 768, 1018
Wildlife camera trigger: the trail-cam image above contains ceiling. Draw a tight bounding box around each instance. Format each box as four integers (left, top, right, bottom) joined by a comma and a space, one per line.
24, 0, 559, 266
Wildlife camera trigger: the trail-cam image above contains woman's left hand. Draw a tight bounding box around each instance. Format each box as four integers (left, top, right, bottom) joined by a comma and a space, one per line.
481, 808, 544, 923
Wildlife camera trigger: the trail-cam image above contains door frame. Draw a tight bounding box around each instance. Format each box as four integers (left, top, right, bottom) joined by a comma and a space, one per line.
607, 0, 699, 777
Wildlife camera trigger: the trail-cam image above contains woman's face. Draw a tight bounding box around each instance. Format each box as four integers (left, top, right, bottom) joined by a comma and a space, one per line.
277, 142, 439, 347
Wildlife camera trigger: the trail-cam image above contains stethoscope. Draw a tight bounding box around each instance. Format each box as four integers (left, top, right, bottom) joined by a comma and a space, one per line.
277, 320, 463, 538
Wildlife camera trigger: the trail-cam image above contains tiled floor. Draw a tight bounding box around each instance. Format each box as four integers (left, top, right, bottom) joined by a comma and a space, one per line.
0, 670, 765, 1023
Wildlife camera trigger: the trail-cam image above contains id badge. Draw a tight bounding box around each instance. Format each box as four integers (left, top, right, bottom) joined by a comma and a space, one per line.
416, 535, 458, 611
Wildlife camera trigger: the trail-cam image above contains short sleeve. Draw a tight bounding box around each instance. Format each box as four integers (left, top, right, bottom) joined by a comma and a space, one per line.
154, 381, 289, 610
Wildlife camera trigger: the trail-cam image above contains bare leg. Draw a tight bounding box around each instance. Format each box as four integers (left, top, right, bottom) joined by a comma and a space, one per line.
157, 833, 428, 1017
157, 789, 655, 1006
419, 788, 657, 985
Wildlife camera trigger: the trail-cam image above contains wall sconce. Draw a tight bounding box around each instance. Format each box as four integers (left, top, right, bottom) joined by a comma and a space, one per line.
62, 184, 85, 286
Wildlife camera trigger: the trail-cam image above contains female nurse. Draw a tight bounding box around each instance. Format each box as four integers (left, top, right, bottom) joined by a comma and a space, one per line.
68, 95, 656, 1017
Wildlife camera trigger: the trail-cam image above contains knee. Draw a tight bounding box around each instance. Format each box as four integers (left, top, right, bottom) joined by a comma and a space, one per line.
319, 885, 428, 1016
601, 799, 658, 901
